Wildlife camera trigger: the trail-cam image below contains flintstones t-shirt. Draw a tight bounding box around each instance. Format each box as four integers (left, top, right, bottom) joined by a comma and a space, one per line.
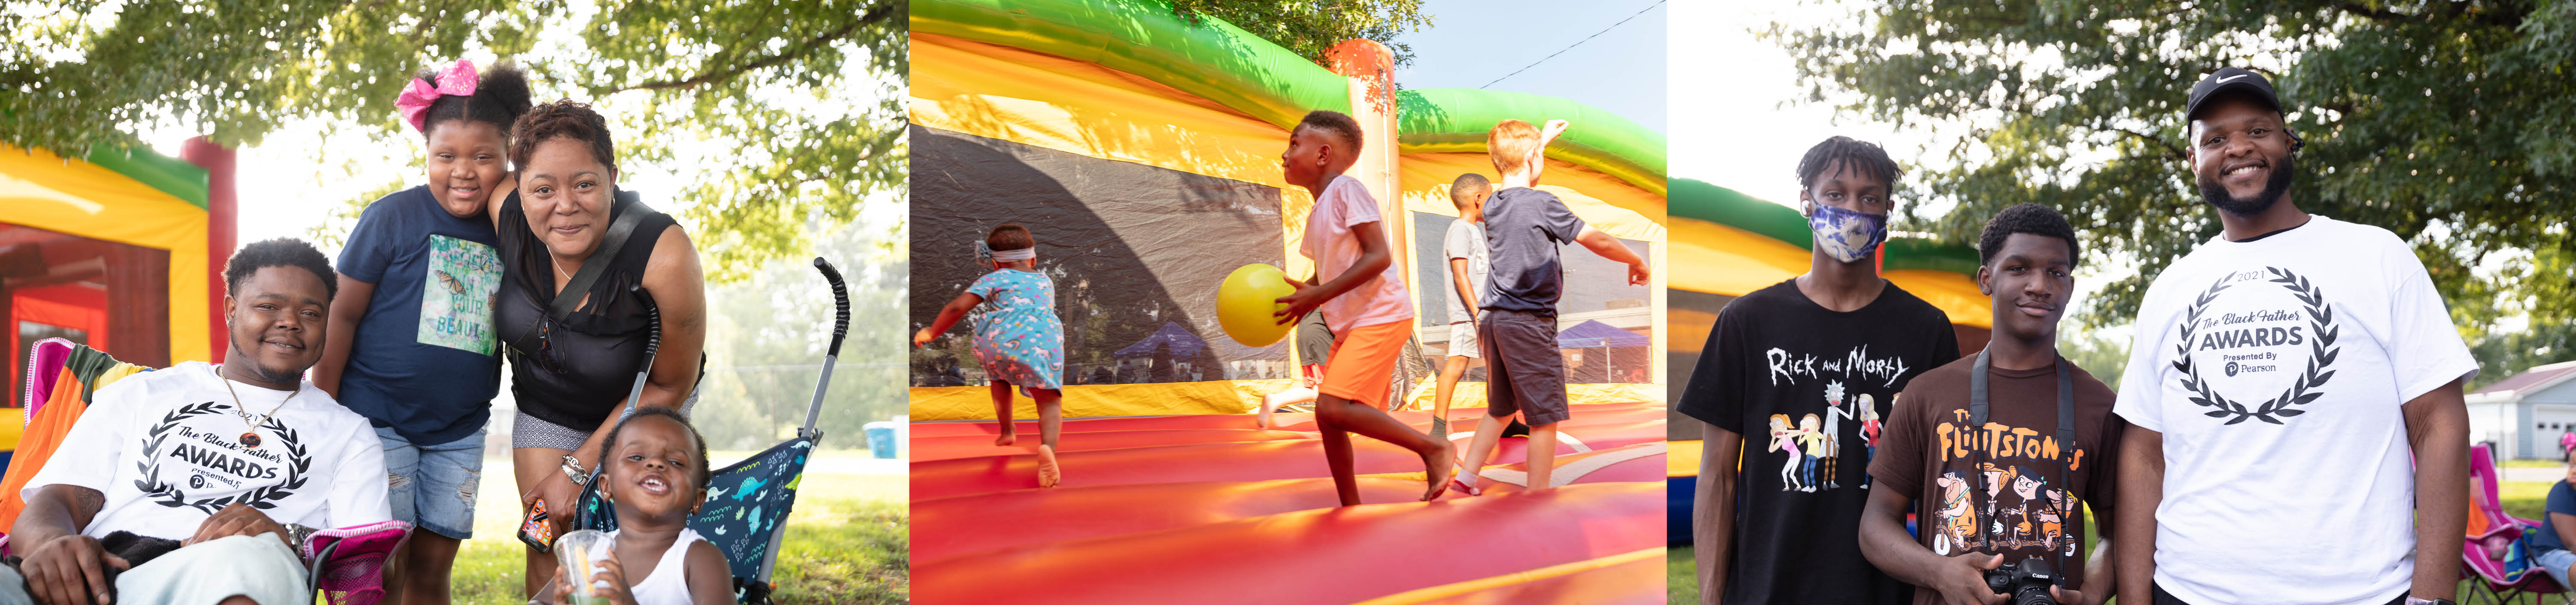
2115, 216, 2476, 605
1871, 354, 2122, 604
1677, 278, 1959, 605
21, 361, 391, 540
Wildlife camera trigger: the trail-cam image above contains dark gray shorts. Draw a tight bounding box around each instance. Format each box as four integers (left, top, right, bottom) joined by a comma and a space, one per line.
1479, 309, 1568, 426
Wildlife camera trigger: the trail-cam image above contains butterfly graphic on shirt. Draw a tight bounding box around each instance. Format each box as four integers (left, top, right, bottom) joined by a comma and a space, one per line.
434, 269, 466, 295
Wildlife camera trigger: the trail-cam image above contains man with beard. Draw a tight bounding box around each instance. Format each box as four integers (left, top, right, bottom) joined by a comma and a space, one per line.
2112, 67, 2473, 605
8, 239, 390, 605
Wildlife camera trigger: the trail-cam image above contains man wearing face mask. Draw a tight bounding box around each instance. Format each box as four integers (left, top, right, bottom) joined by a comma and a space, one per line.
2112, 67, 2473, 605
1680, 136, 1962, 604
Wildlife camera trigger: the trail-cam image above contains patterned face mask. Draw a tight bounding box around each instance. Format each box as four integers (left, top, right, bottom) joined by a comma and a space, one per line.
1808, 203, 1888, 263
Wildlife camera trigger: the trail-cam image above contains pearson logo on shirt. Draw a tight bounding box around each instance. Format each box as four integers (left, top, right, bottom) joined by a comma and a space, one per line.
2170, 267, 2343, 426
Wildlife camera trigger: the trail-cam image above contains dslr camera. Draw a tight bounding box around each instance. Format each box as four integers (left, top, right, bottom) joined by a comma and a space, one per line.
1983, 557, 2058, 605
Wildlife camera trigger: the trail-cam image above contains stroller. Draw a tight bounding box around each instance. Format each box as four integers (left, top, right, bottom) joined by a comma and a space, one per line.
565, 257, 852, 603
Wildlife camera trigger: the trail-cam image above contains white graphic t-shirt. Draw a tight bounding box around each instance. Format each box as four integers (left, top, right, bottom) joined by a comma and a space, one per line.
2115, 216, 2477, 605
23, 361, 392, 540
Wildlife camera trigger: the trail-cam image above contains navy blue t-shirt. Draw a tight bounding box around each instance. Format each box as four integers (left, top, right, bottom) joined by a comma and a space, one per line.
334, 185, 505, 445
1479, 186, 1586, 314
2538, 481, 2576, 553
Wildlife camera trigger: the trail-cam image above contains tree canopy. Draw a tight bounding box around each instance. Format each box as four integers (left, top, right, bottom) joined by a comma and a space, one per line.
1771, 0, 2576, 349
1168, 0, 1433, 67
0, 0, 906, 281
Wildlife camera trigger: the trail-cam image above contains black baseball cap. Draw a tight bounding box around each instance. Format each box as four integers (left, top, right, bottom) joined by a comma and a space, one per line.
2185, 67, 2284, 122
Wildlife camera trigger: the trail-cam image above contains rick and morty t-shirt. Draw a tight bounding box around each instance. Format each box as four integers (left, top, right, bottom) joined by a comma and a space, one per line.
22, 361, 391, 540
2115, 216, 2476, 605
1677, 278, 1960, 605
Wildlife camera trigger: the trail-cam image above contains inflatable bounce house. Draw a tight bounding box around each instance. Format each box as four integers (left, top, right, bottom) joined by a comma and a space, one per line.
1662, 176, 1991, 541
910, 0, 1667, 602
0, 139, 236, 471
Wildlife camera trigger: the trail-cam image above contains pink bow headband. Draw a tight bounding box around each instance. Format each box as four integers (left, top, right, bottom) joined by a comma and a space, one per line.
395, 60, 479, 132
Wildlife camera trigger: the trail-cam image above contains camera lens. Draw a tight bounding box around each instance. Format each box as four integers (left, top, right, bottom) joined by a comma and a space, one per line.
2013, 585, 2057, 605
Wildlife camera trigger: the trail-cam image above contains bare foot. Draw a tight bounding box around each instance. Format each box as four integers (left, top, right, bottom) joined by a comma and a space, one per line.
1036, 444, 1061, 487
1419, 442, 1456, 501
993, 430, 1017, 447
1255, 404, 1273, 430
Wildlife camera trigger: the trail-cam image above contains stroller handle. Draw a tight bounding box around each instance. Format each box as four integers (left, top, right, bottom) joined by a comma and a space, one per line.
814, 257, 851, 356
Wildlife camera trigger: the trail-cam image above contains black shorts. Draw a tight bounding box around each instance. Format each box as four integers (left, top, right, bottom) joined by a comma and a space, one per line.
1479, 309, 1569, 426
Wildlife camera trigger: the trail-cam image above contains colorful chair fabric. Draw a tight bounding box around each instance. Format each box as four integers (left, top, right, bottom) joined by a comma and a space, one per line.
2463, 443, 2570, 605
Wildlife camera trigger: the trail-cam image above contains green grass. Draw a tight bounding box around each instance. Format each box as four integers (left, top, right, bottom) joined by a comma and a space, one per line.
1665, 484, 2574, 605
442, 455, 908, 605
2503, 460, 2571, 469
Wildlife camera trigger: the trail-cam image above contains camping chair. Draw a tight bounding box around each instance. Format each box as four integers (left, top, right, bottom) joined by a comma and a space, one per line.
2, 340, 413, 605
568, 258, 851, 604
2462, 443, 2571, 605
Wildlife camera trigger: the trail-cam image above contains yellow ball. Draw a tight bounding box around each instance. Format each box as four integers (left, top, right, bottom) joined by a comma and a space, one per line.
1216, 263, 1298, 347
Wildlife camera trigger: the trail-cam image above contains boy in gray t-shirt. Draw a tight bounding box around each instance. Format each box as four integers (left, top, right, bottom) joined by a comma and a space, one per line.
1455, 118, 1651, 494
1432, 173, 1494, 440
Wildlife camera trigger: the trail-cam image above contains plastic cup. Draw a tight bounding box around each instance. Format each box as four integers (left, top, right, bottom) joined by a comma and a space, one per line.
553, 529, 613, 605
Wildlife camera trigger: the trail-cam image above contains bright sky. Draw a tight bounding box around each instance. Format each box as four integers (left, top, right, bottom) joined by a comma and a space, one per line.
1395, 0, 1666, 135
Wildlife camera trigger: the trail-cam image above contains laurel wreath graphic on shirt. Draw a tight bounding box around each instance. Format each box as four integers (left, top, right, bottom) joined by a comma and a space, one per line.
133, 401, 310, 512
2172, 267, 2342, 425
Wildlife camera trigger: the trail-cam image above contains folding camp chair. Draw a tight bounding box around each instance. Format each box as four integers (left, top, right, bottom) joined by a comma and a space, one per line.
568, 258, 851, 604
2463, 443, 2572, 605
2, 340, 413, 605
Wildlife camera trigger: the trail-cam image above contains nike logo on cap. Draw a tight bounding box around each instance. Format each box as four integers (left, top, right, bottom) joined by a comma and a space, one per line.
2215, 74, 2251, 84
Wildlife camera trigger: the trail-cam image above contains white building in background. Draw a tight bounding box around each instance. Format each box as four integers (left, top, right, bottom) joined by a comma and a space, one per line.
2466, 360, 2576, 460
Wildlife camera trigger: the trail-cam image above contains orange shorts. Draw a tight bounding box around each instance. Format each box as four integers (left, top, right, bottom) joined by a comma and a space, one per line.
1317, 320, 1409, 407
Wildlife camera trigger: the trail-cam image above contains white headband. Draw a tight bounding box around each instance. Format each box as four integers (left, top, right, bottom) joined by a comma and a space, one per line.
990, 248, 1035, 262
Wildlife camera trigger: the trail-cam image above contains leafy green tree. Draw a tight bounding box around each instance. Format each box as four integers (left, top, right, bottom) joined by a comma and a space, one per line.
0, 0, 906, 281
1168, 0, 1433, 66
1771, 0, 2576, 330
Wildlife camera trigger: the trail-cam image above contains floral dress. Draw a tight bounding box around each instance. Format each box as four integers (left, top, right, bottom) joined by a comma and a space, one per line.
967, 268, 1063, 390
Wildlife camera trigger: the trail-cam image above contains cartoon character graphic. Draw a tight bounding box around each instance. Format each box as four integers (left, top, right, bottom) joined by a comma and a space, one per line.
1978, 463, 2012, 538
1769, 415, 1807, 491
2036, 488, 2071, 555
2005, 469, 2046, 546
1797, 414, 1826, 491
1821, 382, 1853, 489
1932, 470, 1978, 555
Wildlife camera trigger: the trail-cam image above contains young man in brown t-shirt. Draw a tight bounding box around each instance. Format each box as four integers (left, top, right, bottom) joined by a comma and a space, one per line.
1861, 203, 2125, 605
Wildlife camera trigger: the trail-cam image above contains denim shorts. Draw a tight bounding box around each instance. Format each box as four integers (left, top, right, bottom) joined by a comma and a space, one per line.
378, 425, 487, 539
2539, 546, 2576, 590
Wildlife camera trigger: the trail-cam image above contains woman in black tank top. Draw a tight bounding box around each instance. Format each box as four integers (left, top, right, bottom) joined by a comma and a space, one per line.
489, 100, 708, 597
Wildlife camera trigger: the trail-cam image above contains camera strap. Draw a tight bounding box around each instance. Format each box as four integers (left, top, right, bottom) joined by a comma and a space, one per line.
1968, 347, 2076, 582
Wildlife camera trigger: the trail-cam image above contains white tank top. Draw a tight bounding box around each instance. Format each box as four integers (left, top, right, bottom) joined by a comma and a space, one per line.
607, 527, 711, 605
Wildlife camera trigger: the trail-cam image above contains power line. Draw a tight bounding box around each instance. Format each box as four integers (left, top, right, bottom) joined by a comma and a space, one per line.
1480, 0, 1666, 89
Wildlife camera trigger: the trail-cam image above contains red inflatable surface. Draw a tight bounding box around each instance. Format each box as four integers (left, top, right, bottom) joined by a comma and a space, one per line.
913, 483, 1663, 605
909, 400, 1668, 604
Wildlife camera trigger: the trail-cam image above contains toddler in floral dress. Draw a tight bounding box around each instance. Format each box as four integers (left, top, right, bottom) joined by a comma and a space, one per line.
915, 224, 1068, 487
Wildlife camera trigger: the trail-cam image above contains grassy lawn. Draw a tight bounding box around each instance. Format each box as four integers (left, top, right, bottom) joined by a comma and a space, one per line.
1667, 482, 2570, 605
2502, 460, 2569, 469
445, 452, 908, 605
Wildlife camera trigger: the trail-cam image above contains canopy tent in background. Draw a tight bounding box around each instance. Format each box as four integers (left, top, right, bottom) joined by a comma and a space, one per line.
0, 141, 236, 408
1557, 320, 1650, 384
908, 0, 1669, 420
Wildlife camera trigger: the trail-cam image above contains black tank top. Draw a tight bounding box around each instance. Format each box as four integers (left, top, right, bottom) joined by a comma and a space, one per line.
494, 190, 702, 432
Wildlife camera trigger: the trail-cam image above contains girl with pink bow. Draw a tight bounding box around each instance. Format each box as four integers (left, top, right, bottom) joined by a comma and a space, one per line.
309, 57, 532, 605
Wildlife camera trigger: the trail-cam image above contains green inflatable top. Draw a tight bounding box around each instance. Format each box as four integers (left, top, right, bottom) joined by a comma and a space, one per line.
914, 0, 1667, 196
82, 144, 210, 209
1669, 177, 1978, 275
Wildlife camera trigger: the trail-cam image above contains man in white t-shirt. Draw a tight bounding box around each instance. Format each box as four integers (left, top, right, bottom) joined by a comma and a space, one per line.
2113, 67, 2473, 605
9, 238, 391, 605
1431, 172, 1493, 440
